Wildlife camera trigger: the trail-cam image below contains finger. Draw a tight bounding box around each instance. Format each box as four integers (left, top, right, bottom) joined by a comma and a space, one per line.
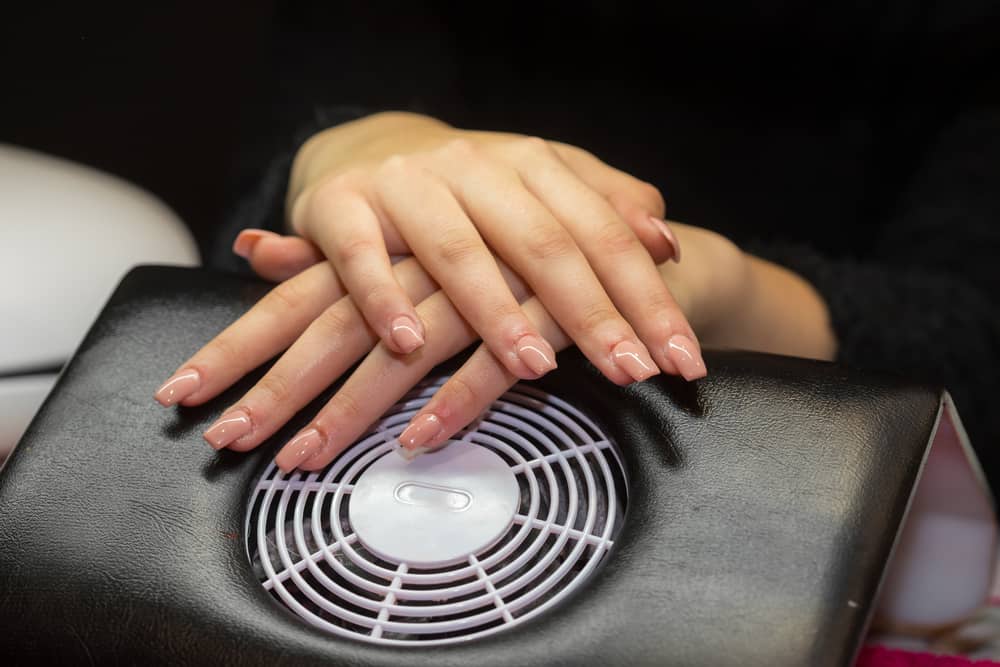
374, 154, 557, 380
437, 139, 658, 386
153, 261, 346, 407
274, 289, 480, 471
300, 180, 427, 354
234, 230, 325, 282
501, 138, 706, 380
397, 297, 570, 456
203, 258, 439, 452
550, 143, 680, 263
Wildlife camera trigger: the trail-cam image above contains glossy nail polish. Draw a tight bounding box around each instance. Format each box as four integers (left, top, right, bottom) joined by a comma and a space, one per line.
232, 229, 278, 259
612, 341, 659, 382
666, 334, 707, 381
649, 216, 681, 263
203, 409, 252, 450
398, 413, 444, 451
275, 428, 324, 472
154, 369, 201, 406
389, 316, 425, 354
515, 334, 557, 377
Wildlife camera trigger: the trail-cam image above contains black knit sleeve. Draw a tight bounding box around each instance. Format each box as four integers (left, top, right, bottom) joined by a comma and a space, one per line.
209, 105, 374, 274
751, 100, 1000, 479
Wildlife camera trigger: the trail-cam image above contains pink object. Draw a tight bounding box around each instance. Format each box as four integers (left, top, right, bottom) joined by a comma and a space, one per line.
611, 341, 658, 382
154, 369, 201, 406
856, 646, 1000, 666
275, 428, 323, 472
203, 409, 252, 450
648, 216, 681, 262
875, 396, 997, 631
666, 334, 707, 381
398, 413, 444, 451
232, 229, 277, 258
389, 316, 425, 354
516, 334, 557, 377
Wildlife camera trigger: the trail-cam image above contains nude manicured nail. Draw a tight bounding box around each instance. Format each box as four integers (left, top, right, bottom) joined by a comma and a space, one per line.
666, 334, 707, 381
154, 369, 201, 406
612, 341, 659, 382
203, 409, 252, 450
275, 428, 324, 472
516, 334, 557, 377
389, 316, 425, 354
649, 217, 681, 263
232, 229, 278, 259
398, 413, 444, 451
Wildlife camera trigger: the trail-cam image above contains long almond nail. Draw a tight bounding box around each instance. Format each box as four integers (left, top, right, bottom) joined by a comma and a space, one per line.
203, 409, 252, 450
516, 334, 557, 377
275, 428, 324, 472
666, 334, 707, 381
612, 341, 659, 382
649, 217, 681, 263
232, 229, 278, 259
398, 413, 444, 451
154, 369, 201, 406
389, 315, 425, 354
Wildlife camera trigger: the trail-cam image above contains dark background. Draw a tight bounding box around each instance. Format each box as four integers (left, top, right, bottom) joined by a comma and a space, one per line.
7, 1, 990, 260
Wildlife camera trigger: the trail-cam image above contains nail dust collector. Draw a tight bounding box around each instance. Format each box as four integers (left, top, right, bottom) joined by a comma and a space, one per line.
0, 267, 994, 667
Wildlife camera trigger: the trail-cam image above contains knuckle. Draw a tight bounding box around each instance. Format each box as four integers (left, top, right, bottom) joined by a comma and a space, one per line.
207, 333, 245, 365
254, 372, 293, 406
637, 181, 666, 215
379, 154, 412, 178
523, 223, 576, 261
330, 390, 364, 421
441, 374, 480, 413
515, 136, 554, 159
594, 221, 639, 256
261, 279, 308, 313
333, 236, 378, 266
575, 303, 621, 334
314, 304, 355, 339
440, 137, 477, 159
435, 231, 484, 266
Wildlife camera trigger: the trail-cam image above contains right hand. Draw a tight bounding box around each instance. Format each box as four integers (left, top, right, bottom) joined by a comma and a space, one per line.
242, 111, 704, 385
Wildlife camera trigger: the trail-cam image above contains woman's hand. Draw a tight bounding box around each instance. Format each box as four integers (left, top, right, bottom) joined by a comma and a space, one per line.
154, 223, 744, 471
269, 111, 704, 385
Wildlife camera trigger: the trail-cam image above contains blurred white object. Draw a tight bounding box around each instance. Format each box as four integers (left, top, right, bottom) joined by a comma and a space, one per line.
875, 394, 998, 633
0, 143, 199, 458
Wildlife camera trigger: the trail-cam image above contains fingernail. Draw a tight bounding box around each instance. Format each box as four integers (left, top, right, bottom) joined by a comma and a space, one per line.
612, 341, 659, 382
275, 428, 324, 472
232, 229, 278, 259
666, 334, 707, 381
203, 409, 252, 450
154, 369, 201, 406
397, 445, 432, 461
649, 217, 681, 263
398, 413, 444, 451
389, 315, 425, 354
516, 334, 557, 377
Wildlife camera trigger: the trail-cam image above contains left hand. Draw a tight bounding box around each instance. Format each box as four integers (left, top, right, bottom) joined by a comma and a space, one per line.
155, 222, 743, 470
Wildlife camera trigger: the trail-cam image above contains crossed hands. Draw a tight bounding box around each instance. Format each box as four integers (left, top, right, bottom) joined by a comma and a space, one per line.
154, 113, 747, 471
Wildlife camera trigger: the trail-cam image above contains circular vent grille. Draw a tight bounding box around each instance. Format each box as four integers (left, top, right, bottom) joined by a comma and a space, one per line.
246, 377, 628, 646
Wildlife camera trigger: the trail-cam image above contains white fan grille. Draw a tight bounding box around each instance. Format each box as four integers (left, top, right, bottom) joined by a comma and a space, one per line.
246, 378, 628, 646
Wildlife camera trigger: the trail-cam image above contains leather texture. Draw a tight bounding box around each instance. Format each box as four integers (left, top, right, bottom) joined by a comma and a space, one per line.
0, 266, 943, 666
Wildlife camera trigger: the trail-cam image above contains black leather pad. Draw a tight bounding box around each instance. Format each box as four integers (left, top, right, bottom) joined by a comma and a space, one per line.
0, 266, 943, 666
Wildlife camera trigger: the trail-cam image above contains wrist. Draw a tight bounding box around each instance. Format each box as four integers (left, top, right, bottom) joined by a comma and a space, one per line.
722, 255, 837, 361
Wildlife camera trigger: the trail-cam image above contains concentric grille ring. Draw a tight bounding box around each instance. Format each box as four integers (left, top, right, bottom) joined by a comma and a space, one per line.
246, 378, 628, 646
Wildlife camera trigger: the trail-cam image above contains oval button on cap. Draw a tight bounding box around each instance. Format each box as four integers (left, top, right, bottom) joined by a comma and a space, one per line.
394, 482, 472, 511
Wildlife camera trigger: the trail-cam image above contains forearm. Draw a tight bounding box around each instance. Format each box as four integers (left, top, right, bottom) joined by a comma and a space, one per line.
712, 255, 837, 361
